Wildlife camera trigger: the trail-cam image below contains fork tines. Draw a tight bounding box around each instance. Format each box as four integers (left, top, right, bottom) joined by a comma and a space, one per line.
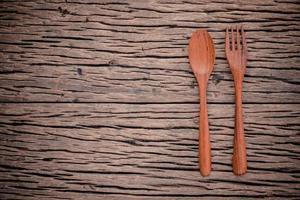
226, 25, 247, 50
225, 25, 248, 68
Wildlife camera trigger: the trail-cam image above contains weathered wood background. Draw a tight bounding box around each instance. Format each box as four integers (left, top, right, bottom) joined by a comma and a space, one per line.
0, 0, 299, 199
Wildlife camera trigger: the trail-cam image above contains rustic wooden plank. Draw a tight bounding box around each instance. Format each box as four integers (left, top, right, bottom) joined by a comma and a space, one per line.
0, 103, 299, 199
0, 0, 299, 103
0, 0, 300, 199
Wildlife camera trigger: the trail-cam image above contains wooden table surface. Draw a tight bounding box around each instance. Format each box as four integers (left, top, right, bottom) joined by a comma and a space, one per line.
0, 0, 299, 199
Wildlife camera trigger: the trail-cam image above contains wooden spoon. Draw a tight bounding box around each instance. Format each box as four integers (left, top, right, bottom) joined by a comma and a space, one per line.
188, 29, 215, 176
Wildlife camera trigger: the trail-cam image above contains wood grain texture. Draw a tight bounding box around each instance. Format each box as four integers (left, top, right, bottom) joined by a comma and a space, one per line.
0, 0, 299, 103
0, 0, 299, 199
0, 103, 299, 199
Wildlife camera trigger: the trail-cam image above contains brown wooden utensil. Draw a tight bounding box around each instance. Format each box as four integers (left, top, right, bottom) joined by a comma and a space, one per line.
225, 25, 248, 175
188, 29, 215, 176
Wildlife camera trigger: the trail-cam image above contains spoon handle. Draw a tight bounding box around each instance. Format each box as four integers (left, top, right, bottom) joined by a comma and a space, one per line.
233, 81, 247, 175
198, 79, 211, 176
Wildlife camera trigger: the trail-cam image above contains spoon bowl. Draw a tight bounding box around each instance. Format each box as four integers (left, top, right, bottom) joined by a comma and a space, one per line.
189, 30, 215, 78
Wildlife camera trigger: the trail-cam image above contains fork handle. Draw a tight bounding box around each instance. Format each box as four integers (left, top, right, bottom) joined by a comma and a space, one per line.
198, 78, 211, 176
233, 81, 247, 175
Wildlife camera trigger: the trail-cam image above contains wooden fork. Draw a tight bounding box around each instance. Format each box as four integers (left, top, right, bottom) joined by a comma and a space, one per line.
225, 25, 248, 175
